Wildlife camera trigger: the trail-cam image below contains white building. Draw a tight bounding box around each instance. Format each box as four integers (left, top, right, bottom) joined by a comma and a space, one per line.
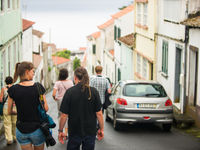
181, 0, 200, 127
156, 0, 187, 113
32, 29, 44, 84
98, 18, 115, 83
112, 4, 134, 82
22, 19, 35, 62
86, 31, 101, 76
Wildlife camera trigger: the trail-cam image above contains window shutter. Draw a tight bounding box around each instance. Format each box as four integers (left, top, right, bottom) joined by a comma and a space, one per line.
162, 42, 164, 72
118, 28, 121, 38
118, 68, 121, 81
114, 26, 117, 40
166, 43, 168, 74
92, 45, 96, 54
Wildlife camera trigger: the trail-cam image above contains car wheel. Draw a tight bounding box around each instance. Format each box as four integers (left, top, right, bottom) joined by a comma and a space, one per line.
105, 110, 111, 122
162, 123, 172, 132
113, 112, 120, 130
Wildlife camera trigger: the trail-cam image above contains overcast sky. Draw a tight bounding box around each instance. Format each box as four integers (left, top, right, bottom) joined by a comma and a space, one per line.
22, 0, 133, 49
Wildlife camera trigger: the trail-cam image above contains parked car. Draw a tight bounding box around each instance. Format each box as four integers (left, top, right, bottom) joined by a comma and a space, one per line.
106, 80, 173, 131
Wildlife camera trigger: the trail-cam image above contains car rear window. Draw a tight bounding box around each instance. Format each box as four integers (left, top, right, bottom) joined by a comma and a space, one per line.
123, 83, 167, 97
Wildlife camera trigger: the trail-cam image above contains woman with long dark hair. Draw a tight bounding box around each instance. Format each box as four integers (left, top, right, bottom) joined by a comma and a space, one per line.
58, 67, 104, 150
52, 68, 73, 136
7, 62, 48, 150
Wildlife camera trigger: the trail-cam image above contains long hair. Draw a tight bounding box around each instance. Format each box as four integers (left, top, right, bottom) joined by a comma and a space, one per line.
74, 67, 91, 100
13, 61, 34, 83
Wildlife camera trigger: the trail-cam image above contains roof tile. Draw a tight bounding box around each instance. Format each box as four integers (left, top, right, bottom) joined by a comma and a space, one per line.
118, 33, 135, 47
33, 29, 44, 38
111, 4, 134, 19
22, 19, 35, 31
109, 49, 114, 56
181, 16, 200, 27
52, 56, 70, 65
98, 18, 114, 29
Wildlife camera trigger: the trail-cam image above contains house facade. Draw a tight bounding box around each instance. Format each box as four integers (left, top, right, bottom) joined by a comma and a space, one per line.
181, 0, 200, 127
156, 0, 187, 113
133, 0, 157, 81
0, 0, 22, 87
118, 33, 134, 81
32, 29, 44, 85
98, 18, 115, 83
112, 4, 134, 82
22, 19, 35, 62
86, 31, 101, 76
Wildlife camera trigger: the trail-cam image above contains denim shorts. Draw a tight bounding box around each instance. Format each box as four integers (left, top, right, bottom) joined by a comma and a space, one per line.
16, 128, 45, 146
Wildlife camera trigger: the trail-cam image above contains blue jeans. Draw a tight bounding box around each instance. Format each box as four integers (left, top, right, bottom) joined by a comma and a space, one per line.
67, 135, 96, 150
16, 128, 45, 146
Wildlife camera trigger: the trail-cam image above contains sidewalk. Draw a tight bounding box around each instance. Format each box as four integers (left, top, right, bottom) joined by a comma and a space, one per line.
173, 104, 200, 140
0, 117, 4, 142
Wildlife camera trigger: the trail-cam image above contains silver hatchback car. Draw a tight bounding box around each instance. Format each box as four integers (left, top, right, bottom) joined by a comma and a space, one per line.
106, 80, 173, 131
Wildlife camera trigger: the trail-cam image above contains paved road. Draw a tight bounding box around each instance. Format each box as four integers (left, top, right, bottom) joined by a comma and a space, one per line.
1, 91, 200, 150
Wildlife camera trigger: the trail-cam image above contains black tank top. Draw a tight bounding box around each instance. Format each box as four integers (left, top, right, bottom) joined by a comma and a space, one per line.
8, 83, 45, 133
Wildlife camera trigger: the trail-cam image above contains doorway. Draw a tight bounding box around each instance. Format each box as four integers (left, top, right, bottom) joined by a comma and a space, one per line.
174, 47, 182, 103
188, 45, 199, 106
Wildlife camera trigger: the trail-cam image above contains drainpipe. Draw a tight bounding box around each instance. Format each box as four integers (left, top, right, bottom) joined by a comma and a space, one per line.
183, 1, 189, 114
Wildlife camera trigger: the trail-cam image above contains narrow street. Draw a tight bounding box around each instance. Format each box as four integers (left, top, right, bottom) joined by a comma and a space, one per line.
0, 91, 200, 150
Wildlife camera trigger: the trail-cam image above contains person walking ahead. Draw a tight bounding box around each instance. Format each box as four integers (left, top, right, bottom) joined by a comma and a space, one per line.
7, 62, 48, 150
58, 67, 104, 150
90, 66, 111, 113
0, 76, 17, 145
52, 68, 73, 136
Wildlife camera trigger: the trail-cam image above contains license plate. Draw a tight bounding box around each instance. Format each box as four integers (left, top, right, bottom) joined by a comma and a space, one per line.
137, 103, 157, 109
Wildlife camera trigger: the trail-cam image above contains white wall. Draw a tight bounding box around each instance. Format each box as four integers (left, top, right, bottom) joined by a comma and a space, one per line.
33, 35, 43, 56
22, 27, 33, 62
156, 0, 187, 113
115, 11, 134, 37
157, 37, 185, 103
104, 51, 115, 84
187, 29, 200, 106
158, 0, 186, 41
121, 44, 134, 80
114, 10, 134, 80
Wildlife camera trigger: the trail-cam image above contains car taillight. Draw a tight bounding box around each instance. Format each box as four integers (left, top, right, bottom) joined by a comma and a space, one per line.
117, 98, 127, 105
165, 99, 172, 106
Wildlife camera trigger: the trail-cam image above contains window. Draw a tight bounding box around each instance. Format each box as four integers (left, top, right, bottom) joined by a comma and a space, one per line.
17, 37, 20, 61
114, 26, 117, 40
162, 40, 168, 74
118, 68, 121, 81
13, 41, 16, 64
124, 83, 167, 97
92, 44, 96, 54
143, 58, 148, 78
114, 26, 121, 40
1, 0, 4, 11
17, 0, 19, 8
137, 3, 142, 24
143, 3, 148, 26
7, 0, 10, 9
8, 45, 11, 76
137, 54, 141, 74
117, 28, 121, 38
12, 0, 15, 9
